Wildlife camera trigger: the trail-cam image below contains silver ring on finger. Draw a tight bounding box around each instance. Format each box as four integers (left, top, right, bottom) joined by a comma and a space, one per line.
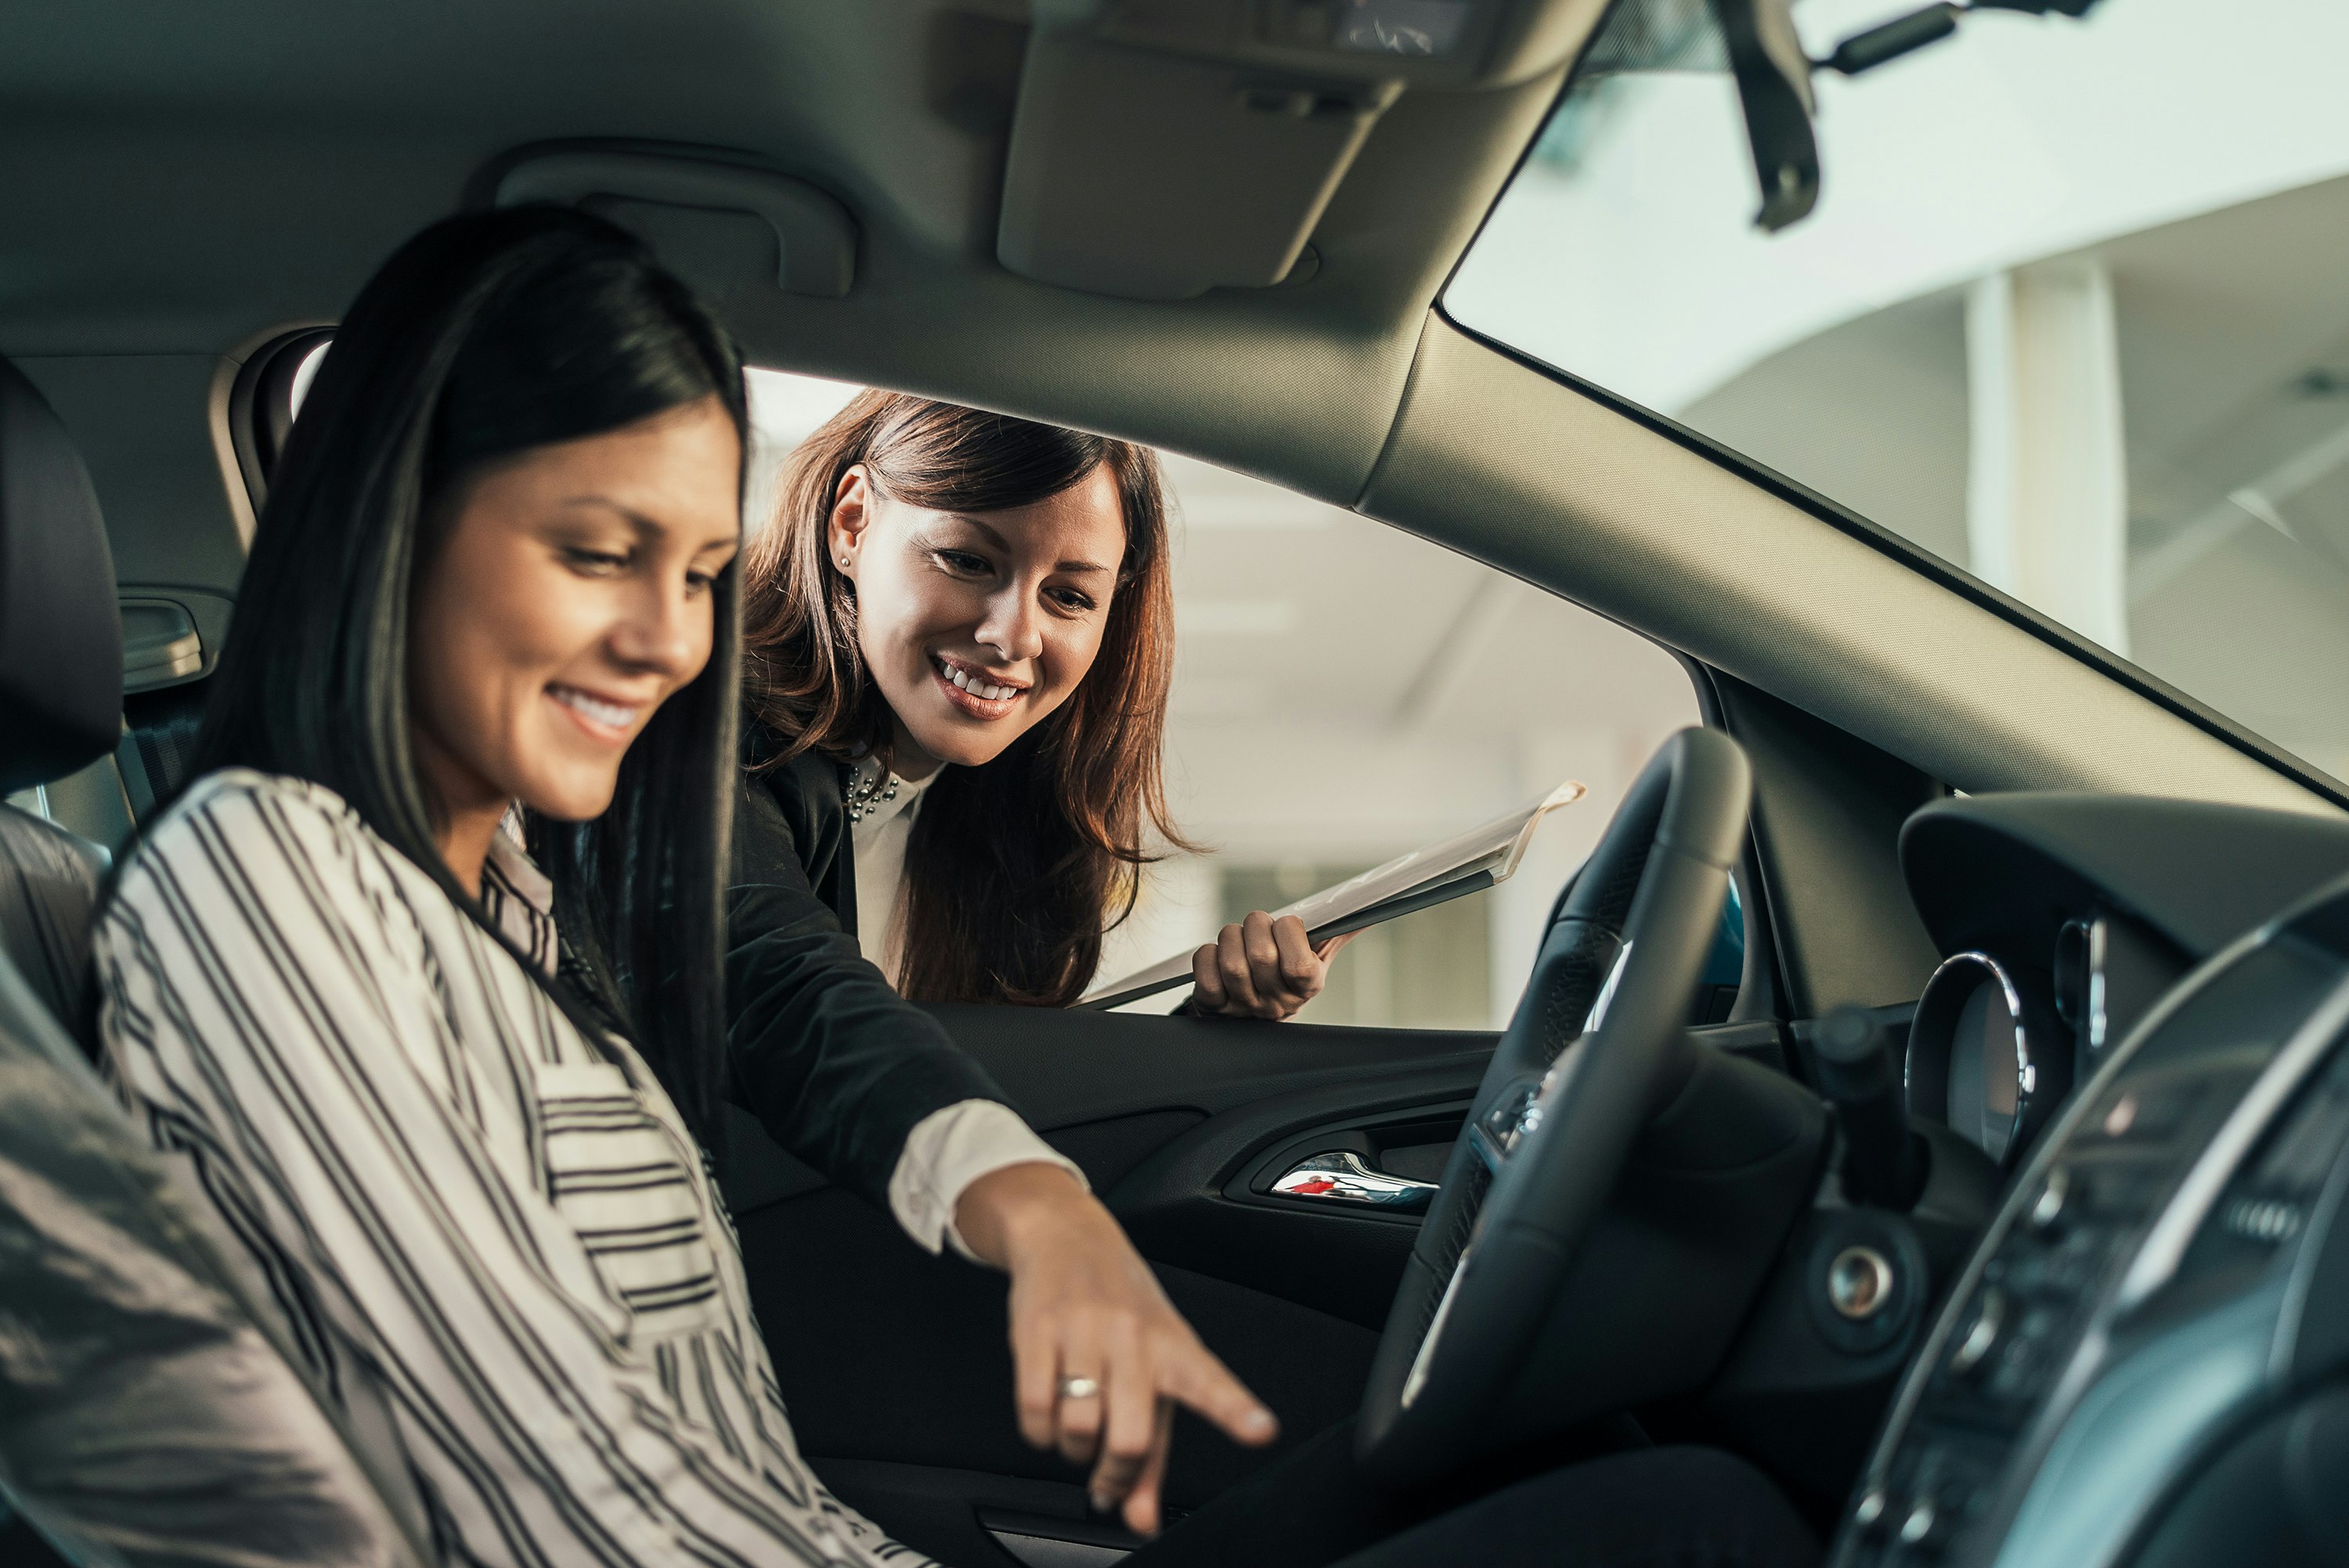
1058, 1375, 1102, 1401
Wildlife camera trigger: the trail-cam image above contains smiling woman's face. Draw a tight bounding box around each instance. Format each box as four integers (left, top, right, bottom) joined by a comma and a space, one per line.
831, 462, 1126, 775
409, 395, 742, 829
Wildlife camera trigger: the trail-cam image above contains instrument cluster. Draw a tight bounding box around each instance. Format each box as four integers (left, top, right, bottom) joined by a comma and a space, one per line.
1905, 912, 2182, 1171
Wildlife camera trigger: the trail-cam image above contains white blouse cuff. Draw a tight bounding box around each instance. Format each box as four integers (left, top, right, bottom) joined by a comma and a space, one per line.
889, 1099, 1087, 1263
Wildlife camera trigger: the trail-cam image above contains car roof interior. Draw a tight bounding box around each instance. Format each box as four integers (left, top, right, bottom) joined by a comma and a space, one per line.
0, 0, 2333, 828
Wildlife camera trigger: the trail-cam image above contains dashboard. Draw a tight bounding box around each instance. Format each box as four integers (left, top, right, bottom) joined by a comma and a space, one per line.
1825, 793, 2349, 1566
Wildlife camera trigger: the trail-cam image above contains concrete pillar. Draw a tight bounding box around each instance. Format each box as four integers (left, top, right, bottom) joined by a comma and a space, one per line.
1965, 260, 2131, 656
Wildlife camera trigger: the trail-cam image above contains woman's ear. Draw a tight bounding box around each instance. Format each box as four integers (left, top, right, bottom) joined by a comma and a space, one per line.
828, 464, 873, 581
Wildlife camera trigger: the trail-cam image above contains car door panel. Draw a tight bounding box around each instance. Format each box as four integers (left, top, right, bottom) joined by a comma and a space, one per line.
918, 1004, 1499, 1128
1099, 1074, 1478, 1328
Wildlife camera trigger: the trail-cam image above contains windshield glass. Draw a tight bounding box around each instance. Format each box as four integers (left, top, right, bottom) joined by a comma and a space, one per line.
1448, 0, 2349, 783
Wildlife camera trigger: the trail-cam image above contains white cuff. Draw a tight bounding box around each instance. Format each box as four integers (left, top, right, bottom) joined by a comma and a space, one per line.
888, 1099, 1087, 1263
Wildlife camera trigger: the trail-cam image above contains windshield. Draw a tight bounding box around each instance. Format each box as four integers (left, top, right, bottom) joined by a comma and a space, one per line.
1448, 0, 2349, 784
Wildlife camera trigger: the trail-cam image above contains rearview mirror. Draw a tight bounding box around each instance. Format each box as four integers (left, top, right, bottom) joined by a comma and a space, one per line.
1708, 0, 1818, 232
1712, 0, 2109, 233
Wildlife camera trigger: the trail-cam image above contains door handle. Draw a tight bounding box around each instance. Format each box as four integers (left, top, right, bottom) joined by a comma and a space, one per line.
1270, 1152, 1438, 1213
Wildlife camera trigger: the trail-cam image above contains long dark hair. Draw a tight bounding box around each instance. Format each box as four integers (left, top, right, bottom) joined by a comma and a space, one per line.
193, 206, 747, 1145
739, 394, 1186, 1007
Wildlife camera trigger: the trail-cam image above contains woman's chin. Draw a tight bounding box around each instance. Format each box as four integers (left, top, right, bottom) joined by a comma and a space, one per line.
902, 712, 1019, 770
926, 738, 1017, 770
514, 768, 622, 824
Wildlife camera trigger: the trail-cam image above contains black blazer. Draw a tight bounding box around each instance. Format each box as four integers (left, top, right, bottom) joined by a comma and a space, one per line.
725, 742, 1009, 1210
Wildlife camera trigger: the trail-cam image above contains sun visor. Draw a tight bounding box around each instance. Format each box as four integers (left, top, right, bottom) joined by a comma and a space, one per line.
996, 0, 1608, 301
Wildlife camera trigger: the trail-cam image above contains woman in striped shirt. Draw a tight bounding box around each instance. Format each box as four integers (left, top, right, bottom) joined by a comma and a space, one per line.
93, 207, 1276, 1567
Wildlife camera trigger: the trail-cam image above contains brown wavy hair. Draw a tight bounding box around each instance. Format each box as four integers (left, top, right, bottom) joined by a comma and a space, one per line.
739, 391, 1188, 1005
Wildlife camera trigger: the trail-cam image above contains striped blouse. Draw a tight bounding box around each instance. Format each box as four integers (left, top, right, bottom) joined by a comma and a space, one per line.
93, 770, 1049, 1568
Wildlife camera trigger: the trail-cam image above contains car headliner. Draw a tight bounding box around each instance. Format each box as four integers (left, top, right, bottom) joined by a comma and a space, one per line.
0, 0, 2334, 820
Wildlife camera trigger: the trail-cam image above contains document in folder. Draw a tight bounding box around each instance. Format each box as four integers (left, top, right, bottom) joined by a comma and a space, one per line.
1077, 778, 1589, 1011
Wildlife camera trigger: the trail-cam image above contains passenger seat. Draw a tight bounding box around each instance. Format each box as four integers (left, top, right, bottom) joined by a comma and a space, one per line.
0, 354, 428, 1567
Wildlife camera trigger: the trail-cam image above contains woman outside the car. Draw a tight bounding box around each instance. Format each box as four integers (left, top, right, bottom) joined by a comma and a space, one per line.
730, 395, 1353, 1024
91, 207, 1278, 1567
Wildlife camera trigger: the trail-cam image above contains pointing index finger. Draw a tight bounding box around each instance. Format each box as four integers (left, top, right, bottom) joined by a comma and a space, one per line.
1160, 1336, 1278, 1449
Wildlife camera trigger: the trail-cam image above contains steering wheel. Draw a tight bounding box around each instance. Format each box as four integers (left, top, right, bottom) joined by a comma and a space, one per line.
1355, 726, 1756, 1485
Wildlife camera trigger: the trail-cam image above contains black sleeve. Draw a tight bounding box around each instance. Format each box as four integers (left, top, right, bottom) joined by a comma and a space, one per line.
723, 769, 1012, 1211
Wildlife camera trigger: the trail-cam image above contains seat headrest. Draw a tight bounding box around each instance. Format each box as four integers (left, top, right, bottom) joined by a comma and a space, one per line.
0, 359, 121, 796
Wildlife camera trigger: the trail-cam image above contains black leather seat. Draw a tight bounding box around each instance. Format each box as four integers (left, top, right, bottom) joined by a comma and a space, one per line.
0, 357, 118, 1041
0, 353, 427, 1567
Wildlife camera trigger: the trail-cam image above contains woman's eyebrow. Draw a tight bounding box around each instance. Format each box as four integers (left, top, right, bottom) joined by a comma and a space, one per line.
944, 514, 1113, 575
944, 514, 1014, 551
558, 496, 737, 551
557, 496, 662, 535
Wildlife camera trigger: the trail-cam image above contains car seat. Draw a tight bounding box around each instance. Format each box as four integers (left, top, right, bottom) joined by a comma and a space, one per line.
0, 355, 429, 1568
0, 359, 118, 1039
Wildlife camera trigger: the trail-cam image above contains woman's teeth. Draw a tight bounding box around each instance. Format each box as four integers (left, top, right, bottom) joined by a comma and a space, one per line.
551, 687, 636, 730
940, 661, 1019, 701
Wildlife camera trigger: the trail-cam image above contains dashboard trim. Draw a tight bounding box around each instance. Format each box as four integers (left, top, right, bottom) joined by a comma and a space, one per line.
2115, 961, 2349, 1313
2271, 1094, 2349, 1383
